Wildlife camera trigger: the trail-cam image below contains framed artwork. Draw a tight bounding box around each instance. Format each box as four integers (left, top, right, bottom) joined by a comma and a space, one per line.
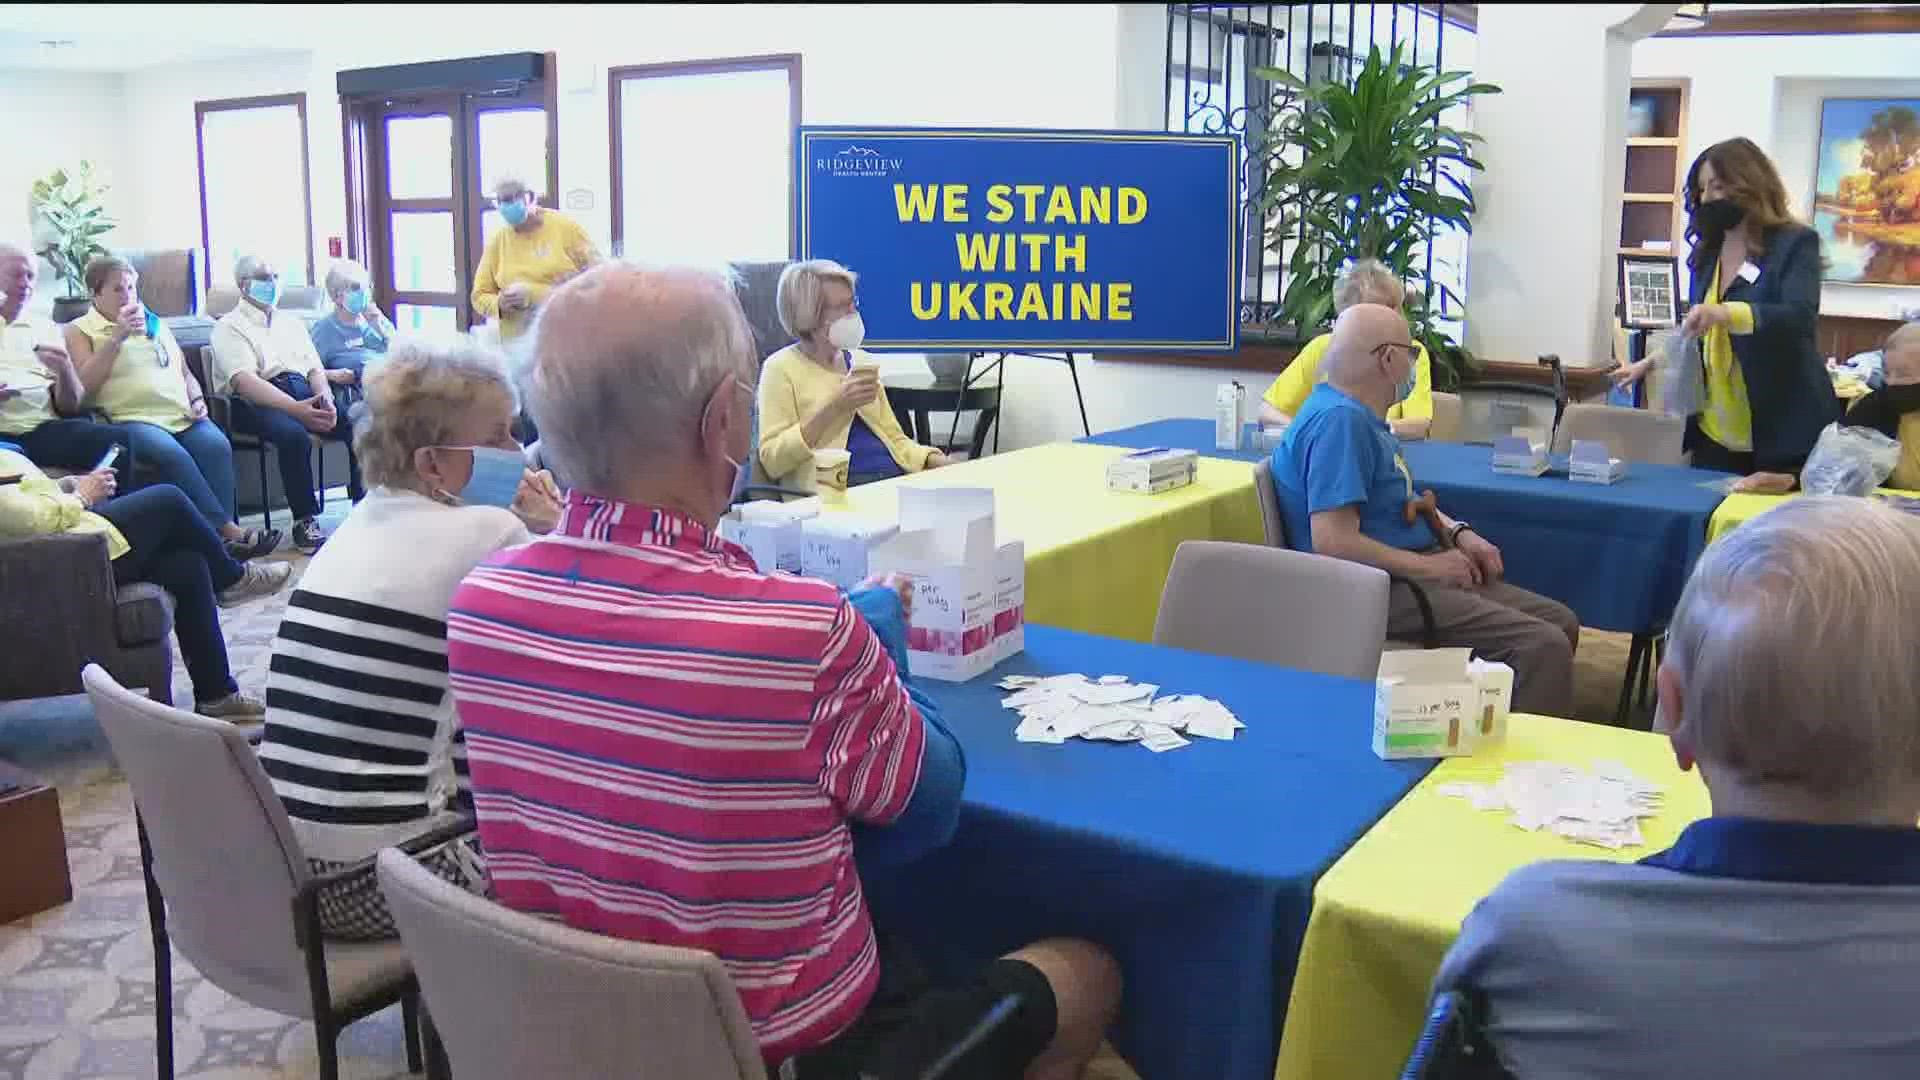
1814, 96, 1920, 286
1619, 253, 1680, 330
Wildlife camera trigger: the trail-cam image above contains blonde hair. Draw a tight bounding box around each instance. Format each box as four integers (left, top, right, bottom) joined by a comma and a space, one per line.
776, 259, 859, 338
354, 336, 517, 489
1333, 259, 1405, 314
1665, 496, 1920, 806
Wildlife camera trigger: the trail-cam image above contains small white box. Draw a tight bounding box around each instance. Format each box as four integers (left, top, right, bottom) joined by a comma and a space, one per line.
1490, 433, 1549, 478
991, 540, 1026, 664
1216, 382, 1247, 451
868, 487, 1023, 681
1106, 447, 1199, 494
1568, 439, 1627, 485
1374, 649, 1478, 759
1468, 658, 1514, 742
718, 498, 820, 574
799, 515, 900, 590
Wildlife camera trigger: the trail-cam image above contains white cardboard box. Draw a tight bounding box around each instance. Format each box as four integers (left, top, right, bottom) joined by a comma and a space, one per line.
1374, 648, 1479, 759
868, 487, 1024, 681
1215, 382, 1246, 451
991, 539, 1027, 664
1106, 447, 1199, 494
1490, 433, 1549, 478
1568, 440, 1627, 485
799, 515, 900, 591
1468, 658, 1514, 742
717, 498, 820, 574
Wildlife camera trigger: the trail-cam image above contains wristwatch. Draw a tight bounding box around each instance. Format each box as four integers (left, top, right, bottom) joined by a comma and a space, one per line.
1447, 521, 1474, 546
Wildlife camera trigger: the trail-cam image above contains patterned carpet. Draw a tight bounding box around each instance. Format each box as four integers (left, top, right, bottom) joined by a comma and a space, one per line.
0, 491, 1643, 1079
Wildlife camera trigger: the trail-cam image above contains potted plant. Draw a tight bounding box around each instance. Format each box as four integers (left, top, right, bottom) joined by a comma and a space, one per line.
1254, 45, 1499, 390
30, 162, 117, 324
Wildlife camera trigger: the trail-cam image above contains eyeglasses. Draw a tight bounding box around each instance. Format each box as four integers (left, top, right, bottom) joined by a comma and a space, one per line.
1371, 341, 1416, 364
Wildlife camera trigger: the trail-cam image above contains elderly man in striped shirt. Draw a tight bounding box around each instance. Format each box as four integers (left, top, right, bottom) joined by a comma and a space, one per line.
446, 263, 1119, 1080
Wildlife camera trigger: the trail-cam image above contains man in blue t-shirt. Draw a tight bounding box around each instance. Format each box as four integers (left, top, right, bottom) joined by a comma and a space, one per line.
1269, 303, 1577, 714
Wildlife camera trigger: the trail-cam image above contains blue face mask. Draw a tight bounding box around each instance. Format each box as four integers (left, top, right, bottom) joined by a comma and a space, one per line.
437, 445, 525, 508
1395, 367, 1417, 405
499, 199, 529, 227
247, 278, 278, 307
344, 288, 369, 314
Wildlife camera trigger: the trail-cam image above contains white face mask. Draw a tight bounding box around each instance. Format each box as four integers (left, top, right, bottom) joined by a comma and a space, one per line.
826, 311, 865, 350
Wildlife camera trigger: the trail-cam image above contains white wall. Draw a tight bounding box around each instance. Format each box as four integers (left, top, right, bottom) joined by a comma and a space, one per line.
1633, 33, 1920, 320
0, 69, 130, 311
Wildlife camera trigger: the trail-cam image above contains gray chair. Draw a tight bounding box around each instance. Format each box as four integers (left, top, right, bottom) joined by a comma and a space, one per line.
81, 665, 451, 1080
1549, 402, 1686, 465
1429, 391, 1464, 443
1154, 540, 1393, 681
377, 848, 767, 1080
1, 533, 174, 708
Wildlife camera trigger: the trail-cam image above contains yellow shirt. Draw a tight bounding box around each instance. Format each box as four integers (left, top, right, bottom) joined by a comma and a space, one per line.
1262, 332, 1434, 423
470, 210, 599, 341
0, 313, 64, 435
0, 449, 128, 559
756, 345, 935, 485
208, 302, 322, 397
1697, 265, 1756, 453
1891, 412, 1920, 491
70, 307, 195, 433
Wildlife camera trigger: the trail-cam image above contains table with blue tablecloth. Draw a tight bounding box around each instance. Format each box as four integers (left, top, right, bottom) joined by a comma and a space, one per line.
1081, 416, 1270, 463
865, 626, 1431, 1080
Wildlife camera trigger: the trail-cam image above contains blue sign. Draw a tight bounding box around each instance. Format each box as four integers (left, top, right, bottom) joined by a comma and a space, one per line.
796, 127, 1239, 352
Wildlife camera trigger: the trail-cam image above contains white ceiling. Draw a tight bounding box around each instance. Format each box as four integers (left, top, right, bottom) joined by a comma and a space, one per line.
0, 28, 297, 73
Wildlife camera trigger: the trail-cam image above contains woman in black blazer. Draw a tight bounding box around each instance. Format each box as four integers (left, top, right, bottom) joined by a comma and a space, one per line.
1616, 137, 1839, 492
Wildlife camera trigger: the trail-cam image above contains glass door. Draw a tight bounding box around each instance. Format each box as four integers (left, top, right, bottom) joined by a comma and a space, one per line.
466, 90, 553, 284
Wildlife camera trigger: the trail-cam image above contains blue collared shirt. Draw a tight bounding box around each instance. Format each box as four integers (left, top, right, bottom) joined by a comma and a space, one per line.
1270, 382, 1433, 554
1641, 816, 1920, 886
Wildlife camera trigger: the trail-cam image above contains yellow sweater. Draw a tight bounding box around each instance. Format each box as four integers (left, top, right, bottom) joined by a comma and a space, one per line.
756, 345, 935, 485
0, 450, 128, 558
470, 210, 599, 341
1262, 332, 1434, 422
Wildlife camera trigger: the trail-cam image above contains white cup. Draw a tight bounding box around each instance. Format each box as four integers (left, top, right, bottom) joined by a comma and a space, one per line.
813, 448, 852, 490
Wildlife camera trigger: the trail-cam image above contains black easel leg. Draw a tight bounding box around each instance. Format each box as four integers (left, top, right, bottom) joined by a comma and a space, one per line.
1067, 353, 1090, 436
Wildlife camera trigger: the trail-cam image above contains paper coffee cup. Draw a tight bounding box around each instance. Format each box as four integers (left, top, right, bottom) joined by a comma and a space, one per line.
813, 448, 852, 490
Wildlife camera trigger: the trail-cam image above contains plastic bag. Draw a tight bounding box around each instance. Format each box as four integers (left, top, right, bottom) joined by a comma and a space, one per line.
1801, 422, 1901, 496
1647, 329, 1703, 419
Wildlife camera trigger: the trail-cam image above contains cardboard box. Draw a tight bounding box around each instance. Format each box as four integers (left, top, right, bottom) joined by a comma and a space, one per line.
1374, 648, 1478, 759
1568, 439, 1627, 485
0, 762, 71, 924
1106, 447, 1199, 494
1215, 382, 1246, 451
1490, 432, 1549, 478
868, 487, 1023, 681
717, 498, 820, 574
1469, 658, 1514, 741
798, 515, 900, 591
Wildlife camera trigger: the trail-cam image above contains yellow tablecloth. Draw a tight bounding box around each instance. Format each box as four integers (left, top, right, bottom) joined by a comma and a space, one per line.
821, 442, 1264, 642
1707, 487, 1920, 543
1273, 713, 1711, 1080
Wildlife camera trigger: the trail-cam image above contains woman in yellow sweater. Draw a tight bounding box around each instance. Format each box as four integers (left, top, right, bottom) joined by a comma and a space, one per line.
757, 260, 949, 488
470, 173, 601, 343
1258, 259, 1434, 440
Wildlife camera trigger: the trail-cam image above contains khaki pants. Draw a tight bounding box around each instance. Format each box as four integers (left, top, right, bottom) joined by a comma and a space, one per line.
1388, 578, 1580, 716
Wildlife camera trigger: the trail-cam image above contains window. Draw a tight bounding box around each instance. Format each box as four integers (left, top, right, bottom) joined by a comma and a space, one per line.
610, 55, 800, 266
196, 94, 315, 289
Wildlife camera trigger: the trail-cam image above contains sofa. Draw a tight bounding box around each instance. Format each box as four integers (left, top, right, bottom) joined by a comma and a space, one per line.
0, 532, 175, 707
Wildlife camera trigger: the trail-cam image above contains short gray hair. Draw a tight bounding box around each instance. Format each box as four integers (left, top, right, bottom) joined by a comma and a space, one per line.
776, 259, 858, 338
233, 254, 271, 288
354, 335, 518, 489
1334, 258, 1405, 314
324, 259, 369, 302
527, 262, 755, 495
1664, 495, 1920, 805
491, 171, 535, 200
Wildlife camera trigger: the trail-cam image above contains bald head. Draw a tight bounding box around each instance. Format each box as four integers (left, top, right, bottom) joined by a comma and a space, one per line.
0, 241, 34, 322
1321, 303, 1414, 410
527, 261, 757, 507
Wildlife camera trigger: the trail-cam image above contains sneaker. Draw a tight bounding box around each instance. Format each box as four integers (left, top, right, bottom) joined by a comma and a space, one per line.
217, 560, 294, 608
291, 518, 327, 554
225, 527, 283, 561
196, 691, 266, 721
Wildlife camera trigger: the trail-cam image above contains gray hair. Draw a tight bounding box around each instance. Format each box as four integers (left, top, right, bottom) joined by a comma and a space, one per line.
527, 262, 755, 495
776, 259, 858, 338
354, 335, 518, 490
1664, 496, 1920, 805
491, 171, 536, 200
1334, 258, 1405, 314
323, 259, 369, 302
233, 254, 271, 288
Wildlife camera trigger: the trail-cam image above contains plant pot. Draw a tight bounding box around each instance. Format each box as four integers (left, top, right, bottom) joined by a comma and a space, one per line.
51, 297, 92, 325
926, 352, 971, 385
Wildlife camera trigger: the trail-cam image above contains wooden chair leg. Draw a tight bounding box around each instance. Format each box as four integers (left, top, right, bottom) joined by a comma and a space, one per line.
139, 818, 175, 1079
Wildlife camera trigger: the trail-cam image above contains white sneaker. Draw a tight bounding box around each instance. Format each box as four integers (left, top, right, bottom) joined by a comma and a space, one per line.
217, 561, 294, 607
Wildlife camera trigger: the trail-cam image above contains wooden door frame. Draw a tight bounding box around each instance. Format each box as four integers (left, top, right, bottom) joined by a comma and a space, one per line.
195, 92, 316, 290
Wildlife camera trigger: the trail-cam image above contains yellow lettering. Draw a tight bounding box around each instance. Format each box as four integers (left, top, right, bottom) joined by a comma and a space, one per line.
1044, 186, 1076, 225
910, 282, 941, 320
894, 184, 939, 223
986, 185, 1014, 224
955, 234, 1000, 273
1015, 184, 1046, 223
1052, 282, 1066, 319
983, 282, 1015, 320
1055, 234, 1087, 273
1016, 282, 1049, 320
941, 183, 969, 223
1078, 186, 1111, 225
1071, 283, 1100, 320
949, 283, 980, 320
1019, 234, 1048, 272
1118, 187, 1148, 225
1108, 282, 1133, 320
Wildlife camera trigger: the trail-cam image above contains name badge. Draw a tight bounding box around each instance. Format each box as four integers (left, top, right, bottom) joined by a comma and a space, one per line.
344, 337, 364, 349
1737, 261, 1761, 284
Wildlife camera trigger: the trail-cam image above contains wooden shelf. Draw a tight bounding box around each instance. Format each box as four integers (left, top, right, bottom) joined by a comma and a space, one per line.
1627, 137, 1681, 148
1623, 192, 1675, 203
1619, 246, 1678, 258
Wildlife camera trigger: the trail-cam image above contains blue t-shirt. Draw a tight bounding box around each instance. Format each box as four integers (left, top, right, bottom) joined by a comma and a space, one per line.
846, 416, 903, 485
1271, 382, 1433, 553
309, 314, 389, 382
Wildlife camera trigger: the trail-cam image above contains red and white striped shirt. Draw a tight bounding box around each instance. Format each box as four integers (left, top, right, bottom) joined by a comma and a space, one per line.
447, 494, 927, 1062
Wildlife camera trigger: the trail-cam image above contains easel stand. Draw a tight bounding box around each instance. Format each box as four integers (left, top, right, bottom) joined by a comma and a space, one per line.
943, 351, 1092, 456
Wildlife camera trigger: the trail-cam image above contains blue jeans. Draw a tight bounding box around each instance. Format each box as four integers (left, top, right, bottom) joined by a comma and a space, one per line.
119, 419, 238, 530
14, 418, 134, 490
231, 373, 358, 521
96, 484, 244, 704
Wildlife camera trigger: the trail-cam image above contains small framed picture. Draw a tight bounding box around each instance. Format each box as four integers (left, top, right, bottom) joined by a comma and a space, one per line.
1619, 254, 1680, 330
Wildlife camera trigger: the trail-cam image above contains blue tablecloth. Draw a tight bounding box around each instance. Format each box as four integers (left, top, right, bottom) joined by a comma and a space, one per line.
1081, 416, 1270, 463
1399, 441, 1726, 634
865, 626, 1431, 1080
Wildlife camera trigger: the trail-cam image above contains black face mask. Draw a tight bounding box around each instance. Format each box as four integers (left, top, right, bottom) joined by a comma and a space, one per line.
1884, 382, 1920, 415
1693, 198, 1745, 238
